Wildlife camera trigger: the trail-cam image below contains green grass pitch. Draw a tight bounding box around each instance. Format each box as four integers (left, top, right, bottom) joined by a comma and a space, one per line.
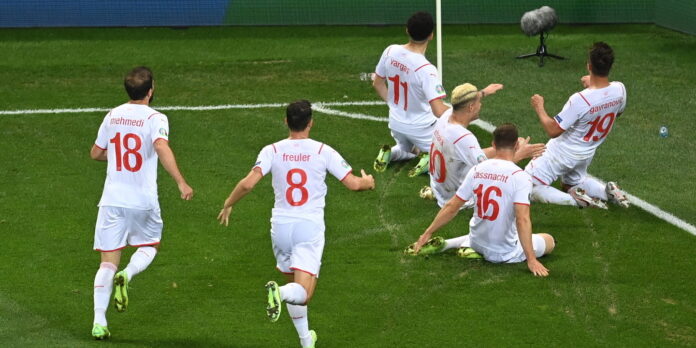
0, 24, 695, 347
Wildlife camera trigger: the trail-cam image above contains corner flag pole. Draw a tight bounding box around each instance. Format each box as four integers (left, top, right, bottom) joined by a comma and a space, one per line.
436, 0, 443, 83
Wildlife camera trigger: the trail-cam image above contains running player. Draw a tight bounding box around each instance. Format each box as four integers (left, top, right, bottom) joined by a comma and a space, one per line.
420, 83, 544, 207
217, 100, 374, 348
89, 67, 194, 339
525, 42, 629, 209
411, 124, 554, 277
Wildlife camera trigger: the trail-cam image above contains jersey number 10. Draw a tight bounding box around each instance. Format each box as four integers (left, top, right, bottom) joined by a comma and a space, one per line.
109, 132, 143, 172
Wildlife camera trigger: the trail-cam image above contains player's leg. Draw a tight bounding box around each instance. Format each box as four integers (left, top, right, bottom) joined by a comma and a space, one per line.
527, 155, 605, 208
388, 130, 417, 162
562, 160, 608, 209
286, 270, 317, 348
407, 127, 434, 177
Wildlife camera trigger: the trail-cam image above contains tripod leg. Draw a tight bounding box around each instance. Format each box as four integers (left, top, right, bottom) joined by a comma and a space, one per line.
546, 53, 565, 60
516, 53, 540, 59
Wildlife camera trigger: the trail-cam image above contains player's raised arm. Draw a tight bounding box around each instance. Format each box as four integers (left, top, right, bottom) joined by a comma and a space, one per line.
217, 168, 264, 226
154, 139, 194, 200
514, 203, 548, 277
530, 94, 564, 138
341, 169, 375, 191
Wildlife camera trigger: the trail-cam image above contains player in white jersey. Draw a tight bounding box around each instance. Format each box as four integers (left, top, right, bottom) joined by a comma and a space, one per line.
421, 83, 544, 207
411, 124, 555, 277
217, 100, 374, 348
525, 42, 629, 209
372, 12, 502, 177
89, 67, 194, 339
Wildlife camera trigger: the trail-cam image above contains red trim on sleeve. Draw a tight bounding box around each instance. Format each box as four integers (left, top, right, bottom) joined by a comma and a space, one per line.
415, 63, 431, 72
130, 241, 160, 248
340, 170, 352, 182
454, 194, 467, 202
290, 267, 317, 277
532, 175, 548, 185
147, 112, 162, 120
252, 166, 265, 175
318, 143, 325, 154
374, 72, 385, 79
511, 170, 524, 175
271, 144, 277, 153
514, 202, 530, 206
453, 133, 472, 144
429, 95, 446, 103
94, 144, 106, 150
578, 93, 591, 107
153, 137, 168, 145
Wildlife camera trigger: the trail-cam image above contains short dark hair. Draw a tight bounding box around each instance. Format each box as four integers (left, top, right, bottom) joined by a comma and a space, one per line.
124, 66, 153, 101
407, 12, 434, 42
286, 100, 312, 132
493, 123, 519, 149
589, 42, 614, 77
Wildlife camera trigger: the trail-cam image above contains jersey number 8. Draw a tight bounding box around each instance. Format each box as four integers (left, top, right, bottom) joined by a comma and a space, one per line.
286, 168, 309, 206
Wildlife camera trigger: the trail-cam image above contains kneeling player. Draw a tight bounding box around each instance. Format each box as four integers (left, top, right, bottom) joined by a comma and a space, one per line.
411, 124, 554, 277
217, 100, 375, 348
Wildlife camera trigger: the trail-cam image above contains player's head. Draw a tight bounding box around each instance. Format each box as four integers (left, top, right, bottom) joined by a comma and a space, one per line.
588, 42, 614, 77
493, 123, 519, 151
407, 12, 434, 43
451, 83, 482, 117
124, 66, 154, 102
286, 100, 313, 132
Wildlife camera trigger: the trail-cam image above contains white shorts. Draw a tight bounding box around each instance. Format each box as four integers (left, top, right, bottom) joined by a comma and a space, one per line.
525, 151, 593, 187
94, 206, 163, 252
474, 234, 546, 264
390, 124, 435, 154
271, 219, 325, 278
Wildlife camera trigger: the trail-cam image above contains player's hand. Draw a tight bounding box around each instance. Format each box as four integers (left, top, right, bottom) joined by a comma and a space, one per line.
178, 182, 194, 200
581, 75, 591, 88
482, 84, 504, 96
361, 169, 375, 190
217, 206, 233, 226
412, 233, 431, 254
530, 94, 545, 112
518, 136, 545, 159
527, 258, 549, 277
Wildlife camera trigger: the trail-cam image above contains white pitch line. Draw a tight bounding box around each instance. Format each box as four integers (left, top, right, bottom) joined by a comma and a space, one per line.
2, 100, 693, 236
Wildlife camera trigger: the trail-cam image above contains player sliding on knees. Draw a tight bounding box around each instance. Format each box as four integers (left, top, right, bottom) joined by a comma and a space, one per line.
419, 83, 544, 207
89, 67, 194, 340
217, 100, 375, 348
409, 124, 555, 277
525, 42, 629, 209
372, 12, 504, 177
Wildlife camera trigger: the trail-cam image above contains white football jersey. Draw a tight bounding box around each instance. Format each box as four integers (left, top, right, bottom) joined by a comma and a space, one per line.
94, 103, 169, 210
429, 109, 487, 206
456, 159, 532, 255
254, 139, 352, 225
375, 44, 446, 135
548, 81, 627, 160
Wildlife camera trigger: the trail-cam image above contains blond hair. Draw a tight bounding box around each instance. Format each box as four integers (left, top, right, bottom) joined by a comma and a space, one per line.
451, 83, 479, 110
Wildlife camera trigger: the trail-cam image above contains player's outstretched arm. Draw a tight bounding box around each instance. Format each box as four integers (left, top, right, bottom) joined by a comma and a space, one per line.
372, 75, 388, 103
154, 139, 194, 200
341, 169, 375, 191
513, 136, 545, 162
217, 168, 264, 226
530, 94, 564, 138
514, 204, 548, 277
90, 145, 107, 161
413, 196, 465, 253
481, 83, 504, 97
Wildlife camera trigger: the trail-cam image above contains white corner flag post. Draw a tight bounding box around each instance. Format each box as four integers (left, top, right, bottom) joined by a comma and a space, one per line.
436, 0, 443, 83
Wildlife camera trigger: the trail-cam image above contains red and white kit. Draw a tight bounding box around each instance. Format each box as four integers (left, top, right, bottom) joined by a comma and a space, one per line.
93, 103, 170, 251
375, 44, 446, 151
254, 139, 352, 277
526, 82, 627, 186
429, 109, 487, 207
457, 159, 545, 263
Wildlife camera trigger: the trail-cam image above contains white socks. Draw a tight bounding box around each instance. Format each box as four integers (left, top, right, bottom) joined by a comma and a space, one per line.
124, 246, 157, 281
287, 304, 313, 347
279, 282, 307, 305
444, 235, 470, 250
530, 185, 578, 206
93, 262, 117, 326
390, 145, 417, 162
575, 178, 608, 200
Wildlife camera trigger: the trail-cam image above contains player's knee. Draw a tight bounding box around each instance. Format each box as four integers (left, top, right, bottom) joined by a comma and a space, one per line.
541, 233, 555, 254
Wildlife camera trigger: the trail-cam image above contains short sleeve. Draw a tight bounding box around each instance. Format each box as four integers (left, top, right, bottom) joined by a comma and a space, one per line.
512, 171, 533, 205
617, 82, 627, 114
455, 167, 476, 202
324, 145, 352, 181
254, 145, 275, 176
150, 113, 169, 143
554, 93, 588, 130
374, 46, 391, 79
94, 113, 110, 149
454, 133, 486, 167
419, 65, 446, 103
